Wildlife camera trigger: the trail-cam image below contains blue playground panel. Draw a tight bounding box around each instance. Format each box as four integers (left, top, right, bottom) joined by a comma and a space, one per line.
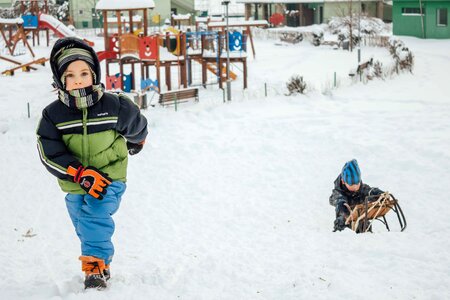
141, 78, 158, 91
122, 73, 133, 92
22, 15, 38, 28
229, 32, 243, 52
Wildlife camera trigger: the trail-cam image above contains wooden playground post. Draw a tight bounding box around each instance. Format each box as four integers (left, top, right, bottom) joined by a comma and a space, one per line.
129, 10, 133, 33
218, 32, 223, 90
103, 11, 109, 51
243, 57, 248, 89
181, 32, 187, 88
156, 35, 161, 92
131, 62, 136, 90
116, 10, 123, 90
143, 9, 148, 36
245, 26, 256, 58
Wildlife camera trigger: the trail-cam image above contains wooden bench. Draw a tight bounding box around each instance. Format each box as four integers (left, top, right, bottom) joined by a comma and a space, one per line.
280, 32, 303, 44
159, 87, 199, 106
348, 58, 373, 78
356, 58, 373, 75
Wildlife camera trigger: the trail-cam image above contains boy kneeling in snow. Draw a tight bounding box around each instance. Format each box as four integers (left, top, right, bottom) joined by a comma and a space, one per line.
329, 159, 384, 232
36, 37, 148, 289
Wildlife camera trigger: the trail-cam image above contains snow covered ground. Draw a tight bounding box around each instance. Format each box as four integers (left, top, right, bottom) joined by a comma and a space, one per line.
0, 31, 449, 299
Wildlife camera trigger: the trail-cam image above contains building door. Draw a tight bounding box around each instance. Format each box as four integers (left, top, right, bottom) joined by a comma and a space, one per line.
304, 8, 314, 25
319, 6, 323, 24
286, 4, 299, 27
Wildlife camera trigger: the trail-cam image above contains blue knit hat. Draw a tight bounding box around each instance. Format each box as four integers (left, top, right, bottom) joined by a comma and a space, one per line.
341, 159, 361, 185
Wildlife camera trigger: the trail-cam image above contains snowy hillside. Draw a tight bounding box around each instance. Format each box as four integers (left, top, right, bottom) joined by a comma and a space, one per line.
0, 33, 449, 299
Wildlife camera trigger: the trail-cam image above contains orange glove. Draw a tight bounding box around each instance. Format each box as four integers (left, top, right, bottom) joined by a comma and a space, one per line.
67, 165, 112, 200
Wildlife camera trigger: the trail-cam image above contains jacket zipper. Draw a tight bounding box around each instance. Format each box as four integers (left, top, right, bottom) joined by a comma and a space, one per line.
82, 108, 89, 165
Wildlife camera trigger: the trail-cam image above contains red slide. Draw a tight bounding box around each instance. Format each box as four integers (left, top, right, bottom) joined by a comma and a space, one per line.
39, 13, 94, 46
97, 51, 118, 62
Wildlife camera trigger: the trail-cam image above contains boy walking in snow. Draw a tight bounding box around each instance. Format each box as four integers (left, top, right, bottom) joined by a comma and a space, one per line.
329, 159, 384, 232
36, 37, 148, 289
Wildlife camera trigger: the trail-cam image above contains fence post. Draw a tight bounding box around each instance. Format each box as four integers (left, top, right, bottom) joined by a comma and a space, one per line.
264, 83, 267, 97
27, 102, 30, 118
334, 72, 336, 88
174, 94, 178, 112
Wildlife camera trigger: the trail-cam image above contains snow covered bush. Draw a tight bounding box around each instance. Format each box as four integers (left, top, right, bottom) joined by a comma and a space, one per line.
312, 31, 324, 46
389, 38, 414, 73
361, 59, 386, 81
286, 75, 307, 95
372, 60, 384, 79
0, 7, 15, 18
329, 16, 387, 36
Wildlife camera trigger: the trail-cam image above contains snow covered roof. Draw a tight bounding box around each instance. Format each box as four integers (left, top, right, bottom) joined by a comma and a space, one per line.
197, 0, 245, 16
96, 0, 155, 10
172, 14, 192, 20
106, 16, 143, 23
238, 0, 376, 2
196, 16, 224, 23
207, 20, 269, 27
0, 17, 24, 25
237, 0, 318, 3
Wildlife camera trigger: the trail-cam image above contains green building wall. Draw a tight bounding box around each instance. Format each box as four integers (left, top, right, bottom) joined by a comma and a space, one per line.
151, 0, 171, 26
171, 0, 195, 15
0, 0, 11, 9
70, 0, 97, 28
393, 0, 450, 38
425, 1, 450, 38
323, 2, 378, 22
392, 1, 424, 37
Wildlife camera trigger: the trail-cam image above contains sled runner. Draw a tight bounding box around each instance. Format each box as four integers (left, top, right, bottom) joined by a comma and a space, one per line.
345, 192, 407, 233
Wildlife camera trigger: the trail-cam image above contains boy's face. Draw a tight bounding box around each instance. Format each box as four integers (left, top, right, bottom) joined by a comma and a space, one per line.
64, 60, 93, 91
343, 180, 361, 192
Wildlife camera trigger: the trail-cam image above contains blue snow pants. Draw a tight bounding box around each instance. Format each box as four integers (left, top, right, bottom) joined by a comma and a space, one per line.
65, 181, 126, 265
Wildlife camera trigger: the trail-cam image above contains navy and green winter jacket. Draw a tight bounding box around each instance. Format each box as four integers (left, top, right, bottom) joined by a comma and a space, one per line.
37, 92, 148, 194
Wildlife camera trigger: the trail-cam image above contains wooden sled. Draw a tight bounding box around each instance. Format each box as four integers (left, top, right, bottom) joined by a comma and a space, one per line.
345, 192, 407, 233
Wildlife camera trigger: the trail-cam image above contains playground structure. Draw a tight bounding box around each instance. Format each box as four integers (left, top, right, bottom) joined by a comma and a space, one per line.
0, 0, 93, 56
0, 17, 36, 57
1, 0, 268, 107
17, 0, 93, 47
171, 14, 192, 29
96, 0, 268, 100
1, 0, 93, 75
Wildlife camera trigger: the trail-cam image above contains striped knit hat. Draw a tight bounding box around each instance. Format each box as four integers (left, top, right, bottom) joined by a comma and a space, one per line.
341, 159, 361, 185
56, 48, 96, 87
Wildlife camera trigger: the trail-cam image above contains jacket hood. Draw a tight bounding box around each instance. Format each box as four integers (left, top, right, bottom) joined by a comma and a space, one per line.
50, 37, 100, 90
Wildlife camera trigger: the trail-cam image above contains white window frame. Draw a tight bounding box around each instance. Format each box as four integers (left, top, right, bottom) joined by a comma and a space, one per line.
401, 7, 425, 16
437, 8, 448, 26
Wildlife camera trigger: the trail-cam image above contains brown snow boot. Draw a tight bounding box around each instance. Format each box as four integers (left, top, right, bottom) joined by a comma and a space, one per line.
79, 256, 107, 289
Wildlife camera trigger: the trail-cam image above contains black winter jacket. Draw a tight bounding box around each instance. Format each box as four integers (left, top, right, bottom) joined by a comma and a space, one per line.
329, 175, 383, 216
